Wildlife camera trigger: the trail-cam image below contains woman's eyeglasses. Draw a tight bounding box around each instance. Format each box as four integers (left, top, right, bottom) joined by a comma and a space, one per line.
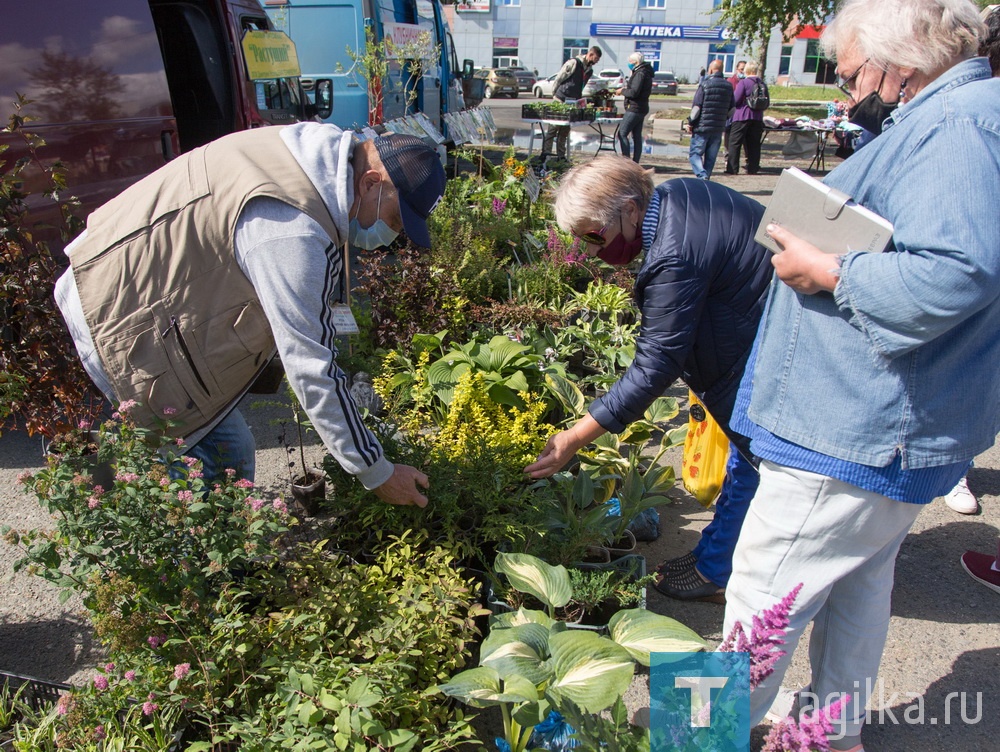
576, 216, 617, 246
837, 57, 870, 98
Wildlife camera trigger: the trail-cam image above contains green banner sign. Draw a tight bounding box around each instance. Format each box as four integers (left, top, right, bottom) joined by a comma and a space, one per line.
242, 30, 300, 80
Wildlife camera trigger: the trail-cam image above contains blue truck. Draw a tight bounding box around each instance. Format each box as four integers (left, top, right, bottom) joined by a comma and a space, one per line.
263, 0, 481, 138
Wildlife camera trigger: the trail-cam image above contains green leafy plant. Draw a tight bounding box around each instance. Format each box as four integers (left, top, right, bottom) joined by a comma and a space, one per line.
436, 552, 706, 751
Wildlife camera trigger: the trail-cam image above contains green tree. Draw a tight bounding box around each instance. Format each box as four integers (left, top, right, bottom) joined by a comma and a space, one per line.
717, 0, 836, 76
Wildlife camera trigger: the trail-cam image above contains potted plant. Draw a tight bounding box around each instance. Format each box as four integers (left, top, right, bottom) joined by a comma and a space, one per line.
285, 401, 326, 517
435, 552, 707, 751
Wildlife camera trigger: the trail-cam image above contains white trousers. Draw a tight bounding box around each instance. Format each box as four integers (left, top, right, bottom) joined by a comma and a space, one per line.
723, 460, 924, 745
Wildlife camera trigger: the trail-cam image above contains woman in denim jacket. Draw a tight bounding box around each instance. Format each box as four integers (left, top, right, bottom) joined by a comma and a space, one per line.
724, 1, 1000, 750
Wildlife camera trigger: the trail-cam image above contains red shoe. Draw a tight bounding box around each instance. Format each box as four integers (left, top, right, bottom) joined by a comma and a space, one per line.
960, 550, 1000, 595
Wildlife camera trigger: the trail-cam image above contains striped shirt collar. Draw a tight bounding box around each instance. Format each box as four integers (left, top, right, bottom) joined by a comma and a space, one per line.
641, 188, 661, 251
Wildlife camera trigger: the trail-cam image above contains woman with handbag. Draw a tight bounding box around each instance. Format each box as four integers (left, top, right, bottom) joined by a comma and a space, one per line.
524, 155, 771, 603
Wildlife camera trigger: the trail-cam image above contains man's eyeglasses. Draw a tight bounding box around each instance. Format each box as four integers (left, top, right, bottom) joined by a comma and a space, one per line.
837, 57, 870, 98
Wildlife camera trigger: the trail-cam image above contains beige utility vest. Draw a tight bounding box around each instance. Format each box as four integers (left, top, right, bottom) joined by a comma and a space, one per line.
72, 127, 340, 436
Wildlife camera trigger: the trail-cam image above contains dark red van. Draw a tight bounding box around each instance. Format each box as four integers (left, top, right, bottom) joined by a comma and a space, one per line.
0, 0, 331, 247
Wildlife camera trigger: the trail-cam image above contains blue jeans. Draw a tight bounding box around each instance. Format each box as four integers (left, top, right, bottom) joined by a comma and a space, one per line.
616, 110, 645, 162
692, 445, 759, 587
172, 408, 256, 483
688, 131, 723, 179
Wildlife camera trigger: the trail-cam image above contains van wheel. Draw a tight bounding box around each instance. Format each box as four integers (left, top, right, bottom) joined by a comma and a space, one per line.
484, 87, 494, 98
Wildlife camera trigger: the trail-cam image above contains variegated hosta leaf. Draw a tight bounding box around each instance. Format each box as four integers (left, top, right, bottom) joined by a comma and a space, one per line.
495, 552, 572, 609
481, 622, 553, 686
609, 608, 709, 666
490, 606, 555, 630
435, 667, 517, 707
545, 630, 636, 714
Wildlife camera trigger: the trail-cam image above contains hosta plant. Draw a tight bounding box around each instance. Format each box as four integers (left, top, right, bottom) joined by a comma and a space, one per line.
435, 553, 707, 751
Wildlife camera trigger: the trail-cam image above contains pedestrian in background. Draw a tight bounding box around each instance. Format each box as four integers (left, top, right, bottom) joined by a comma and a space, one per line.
541, 46, 602, 161
723, 59, 746, 156
686, 59, 734, 179
616, 51, 653, 162
726, 60, 766, 175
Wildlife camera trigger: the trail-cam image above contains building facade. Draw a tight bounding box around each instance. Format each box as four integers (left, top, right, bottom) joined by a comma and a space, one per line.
445, 1, 833, 86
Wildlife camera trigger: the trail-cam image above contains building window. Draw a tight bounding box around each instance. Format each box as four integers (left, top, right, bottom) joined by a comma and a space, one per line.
499, 0, 521, 6
708, 42, 736, 76
563, 38, 589, 63
778, 44, 793, 76
494, 54, 519, 67
804, 39, 836, 83
640, 0, 667, 8
566, 0, 592, 8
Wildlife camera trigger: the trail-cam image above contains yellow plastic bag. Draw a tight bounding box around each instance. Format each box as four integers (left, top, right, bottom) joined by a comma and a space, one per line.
681, 390, 729, 507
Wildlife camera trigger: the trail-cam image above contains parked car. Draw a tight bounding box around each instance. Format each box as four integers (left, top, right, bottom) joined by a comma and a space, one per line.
595, 68, 626, 90
508, 66, 538, 92
651, 70, 679, 95
475, 67, 519, 98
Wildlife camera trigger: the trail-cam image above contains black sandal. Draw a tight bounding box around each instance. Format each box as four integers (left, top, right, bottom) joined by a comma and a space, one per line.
654, 567, 726, 604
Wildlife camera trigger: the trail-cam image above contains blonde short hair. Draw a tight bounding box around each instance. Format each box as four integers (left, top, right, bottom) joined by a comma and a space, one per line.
822, 0, 982, 73
744, 61, 760, 76
552, 155, 654, 235
629, 52, 644, 65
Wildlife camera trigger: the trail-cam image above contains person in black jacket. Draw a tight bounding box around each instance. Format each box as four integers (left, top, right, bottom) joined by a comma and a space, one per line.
687, 59, 734, 179
525, 156, 773, 603
541, 46, 602, 160
616, 52, 653, 162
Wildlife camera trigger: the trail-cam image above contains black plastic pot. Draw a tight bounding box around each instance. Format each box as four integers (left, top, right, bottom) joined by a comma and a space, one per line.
290, 471, 326, 516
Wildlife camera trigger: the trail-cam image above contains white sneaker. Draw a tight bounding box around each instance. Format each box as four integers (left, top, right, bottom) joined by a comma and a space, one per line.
944, 476, 978, 514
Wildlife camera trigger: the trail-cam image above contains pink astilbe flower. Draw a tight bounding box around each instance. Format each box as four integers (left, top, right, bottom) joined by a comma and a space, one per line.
93, 675, 108, 691
762, 696, 849, 752
720, 583, 803, 690
173, 663, 191, 680
492, 197, 508, 215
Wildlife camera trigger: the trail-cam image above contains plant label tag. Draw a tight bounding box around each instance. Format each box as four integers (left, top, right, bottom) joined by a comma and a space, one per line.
524, 169, 540, 203
330, 303, 359, 335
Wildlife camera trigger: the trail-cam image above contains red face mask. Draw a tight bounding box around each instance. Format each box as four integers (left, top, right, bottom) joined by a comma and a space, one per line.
596, 215, 643, 265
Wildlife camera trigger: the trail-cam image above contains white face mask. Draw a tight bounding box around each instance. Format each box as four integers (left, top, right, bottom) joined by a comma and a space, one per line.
348, 183, 399, 250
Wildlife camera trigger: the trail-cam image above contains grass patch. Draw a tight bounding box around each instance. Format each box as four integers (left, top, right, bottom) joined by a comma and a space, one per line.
769, 84, 843, 102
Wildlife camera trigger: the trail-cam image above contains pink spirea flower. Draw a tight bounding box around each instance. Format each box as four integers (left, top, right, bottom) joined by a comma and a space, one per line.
93, 675, 108, 691
225, 468, 237, 478
173, 663, 191, 680
188, 470, 203, 480
88, 496, 100, 510
93, 724, 106, 741
104, 662, 115, 672
176, 438, 185, 446
92, 485, 104, 496
245, 497, 265, 512
182, 455, 199, 467
115, 471, 140, 483
16, 471, 33, 484
147, 634, 166, 649
234, 478, 254, 489
77, 419, 92, 430
124, 670, 136, 681
273, 499, 288, 515
117, 399, 138, 414
56, 694, 73, 715
160, 477, 170, 488
163, 406, 178, 416
142, 700, 159, 716
177, 490, 194, 502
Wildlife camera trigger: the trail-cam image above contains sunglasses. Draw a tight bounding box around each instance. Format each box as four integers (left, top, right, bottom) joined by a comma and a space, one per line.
576, 215, 620, 246
837, 57, 870, 99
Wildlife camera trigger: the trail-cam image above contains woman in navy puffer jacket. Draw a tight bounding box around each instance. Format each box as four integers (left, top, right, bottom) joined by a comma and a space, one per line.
525, 156, 773, 603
